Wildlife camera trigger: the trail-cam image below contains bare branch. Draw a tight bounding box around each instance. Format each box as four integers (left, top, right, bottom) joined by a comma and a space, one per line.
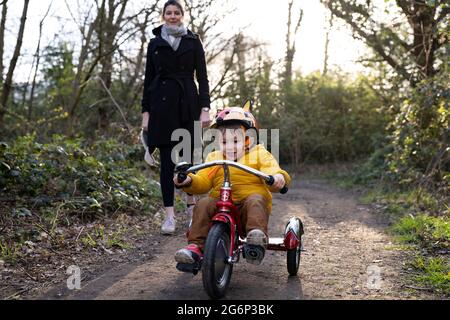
97, 75, 132, 132
28, 1, 53, 120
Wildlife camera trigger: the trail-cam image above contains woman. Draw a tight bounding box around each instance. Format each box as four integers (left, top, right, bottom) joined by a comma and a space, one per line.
141, 0, 211, 235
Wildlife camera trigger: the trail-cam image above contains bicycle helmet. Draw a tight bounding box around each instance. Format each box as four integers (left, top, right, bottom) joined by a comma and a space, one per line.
211, 100, 258, 130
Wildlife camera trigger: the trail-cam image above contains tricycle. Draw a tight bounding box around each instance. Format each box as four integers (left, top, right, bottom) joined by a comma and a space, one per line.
175, 160, 305, 299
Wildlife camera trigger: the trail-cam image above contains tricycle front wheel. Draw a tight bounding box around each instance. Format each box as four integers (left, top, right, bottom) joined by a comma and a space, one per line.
202, 223, 233, 299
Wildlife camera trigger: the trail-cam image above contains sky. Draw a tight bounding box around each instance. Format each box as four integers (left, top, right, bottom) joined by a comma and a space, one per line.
227, 0, 367, 74
6, 0, 368, 82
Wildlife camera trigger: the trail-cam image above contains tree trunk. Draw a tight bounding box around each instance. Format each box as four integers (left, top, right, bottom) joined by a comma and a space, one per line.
409, 1, 436, 78
283, 1, 303, 95
0, 0, 8, 87
123, 9, 153, 114
98, 0, 128, 131
236, 33, 249, 103
0, 0, 29, 127
66, 1, 103, 134
323, 12, 334, 76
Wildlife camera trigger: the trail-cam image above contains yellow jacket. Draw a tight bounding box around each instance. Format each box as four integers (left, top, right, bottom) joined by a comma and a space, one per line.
183, 144, 291, 212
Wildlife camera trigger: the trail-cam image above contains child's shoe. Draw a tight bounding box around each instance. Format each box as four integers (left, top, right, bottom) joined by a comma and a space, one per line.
244, 229, 268, 265
174, 244, 203, 264
246, 229, 268, 247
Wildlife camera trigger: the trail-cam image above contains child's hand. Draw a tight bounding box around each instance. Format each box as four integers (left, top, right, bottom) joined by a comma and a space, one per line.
272, 174, 286, 190
173, 174, 193, 187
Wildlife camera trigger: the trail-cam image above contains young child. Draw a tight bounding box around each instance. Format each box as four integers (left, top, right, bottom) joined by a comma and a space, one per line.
173, 103, 291, 265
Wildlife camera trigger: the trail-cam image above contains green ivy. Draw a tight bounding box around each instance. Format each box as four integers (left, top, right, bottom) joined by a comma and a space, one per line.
0, 134, 161, 220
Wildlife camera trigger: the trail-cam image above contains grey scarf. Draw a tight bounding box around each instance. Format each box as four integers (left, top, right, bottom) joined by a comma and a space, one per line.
161, 24, 187, 51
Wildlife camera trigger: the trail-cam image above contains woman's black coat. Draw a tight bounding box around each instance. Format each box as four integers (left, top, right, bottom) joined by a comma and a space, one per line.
141, 25, 210, 148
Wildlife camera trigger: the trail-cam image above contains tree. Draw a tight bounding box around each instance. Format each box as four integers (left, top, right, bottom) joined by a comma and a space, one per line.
322, 0, 449, 87
0, 0, 30, 128
116, 7, 158, 120
95, 0, 158, 131
40, 43, 77, 135
0, 0, 7, 88
63, 0, 159, 134
28, 2, 53, 121
322, 0, 449, 186
323, 11, 334, 76
184, 0, 247, 103
278, 72, 388, 166
64, 0, 105, 132
96, 0, 129, 130
283, 0, 303, 93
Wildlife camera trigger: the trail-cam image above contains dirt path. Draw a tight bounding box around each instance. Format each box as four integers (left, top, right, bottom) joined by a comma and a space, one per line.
40, 178, 434, 300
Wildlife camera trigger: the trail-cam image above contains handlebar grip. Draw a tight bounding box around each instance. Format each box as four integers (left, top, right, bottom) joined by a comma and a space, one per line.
266, 176, 289, 194
175, 172, 188, 189
178, 172, 187, 183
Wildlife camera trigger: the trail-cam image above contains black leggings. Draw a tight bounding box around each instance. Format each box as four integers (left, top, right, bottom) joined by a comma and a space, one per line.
159, 144, 194, 207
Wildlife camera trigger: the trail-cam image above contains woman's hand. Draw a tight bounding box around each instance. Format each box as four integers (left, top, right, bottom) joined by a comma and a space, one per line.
200, 110, 211, 128
173, 174, 193, 187
142, 112, 150, 131
272, 174, 286, 190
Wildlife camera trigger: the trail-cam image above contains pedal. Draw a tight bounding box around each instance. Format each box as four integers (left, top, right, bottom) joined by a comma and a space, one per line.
176, 260, 202, 275
243, 244, 265, 265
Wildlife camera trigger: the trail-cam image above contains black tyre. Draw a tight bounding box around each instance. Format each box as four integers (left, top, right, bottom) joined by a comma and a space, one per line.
202, 223, 233, 299
287, 244, 301, 276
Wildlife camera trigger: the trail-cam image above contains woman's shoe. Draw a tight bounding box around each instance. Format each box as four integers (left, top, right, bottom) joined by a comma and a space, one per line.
161, 217, 176, 235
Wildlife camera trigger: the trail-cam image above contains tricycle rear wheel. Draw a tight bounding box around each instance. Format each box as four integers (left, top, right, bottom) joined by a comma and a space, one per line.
287, 245, 301, 276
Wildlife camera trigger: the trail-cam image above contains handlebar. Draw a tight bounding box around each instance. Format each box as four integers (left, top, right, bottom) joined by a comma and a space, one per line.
174, 160, 288, 194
